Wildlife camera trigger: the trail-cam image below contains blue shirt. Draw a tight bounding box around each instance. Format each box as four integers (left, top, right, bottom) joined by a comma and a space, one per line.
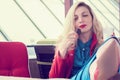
70, 38, 92, 77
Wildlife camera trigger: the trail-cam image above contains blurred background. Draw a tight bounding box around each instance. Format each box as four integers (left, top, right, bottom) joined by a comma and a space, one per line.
0, 0, 119, 45
0, 0, 119, 78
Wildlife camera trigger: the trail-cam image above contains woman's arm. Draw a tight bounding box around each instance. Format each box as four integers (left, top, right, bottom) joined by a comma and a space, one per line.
89, 37, 120, 80
49, 51, 68, 78
108, 73, 120, 80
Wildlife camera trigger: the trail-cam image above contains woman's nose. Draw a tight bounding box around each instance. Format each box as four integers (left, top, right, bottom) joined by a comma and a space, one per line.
78, 17, 83, 23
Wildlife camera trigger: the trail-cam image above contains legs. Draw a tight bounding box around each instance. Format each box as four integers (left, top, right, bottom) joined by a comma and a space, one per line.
89, 38, 120, 80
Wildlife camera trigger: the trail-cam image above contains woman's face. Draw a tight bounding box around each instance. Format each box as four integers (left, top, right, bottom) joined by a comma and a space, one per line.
74, 6, 93, 33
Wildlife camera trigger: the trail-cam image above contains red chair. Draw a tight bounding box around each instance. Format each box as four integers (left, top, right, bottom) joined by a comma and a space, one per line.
0, 42, 30, 77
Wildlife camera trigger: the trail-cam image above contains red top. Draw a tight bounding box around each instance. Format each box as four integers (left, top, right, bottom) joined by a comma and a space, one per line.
49, 33, 98, 78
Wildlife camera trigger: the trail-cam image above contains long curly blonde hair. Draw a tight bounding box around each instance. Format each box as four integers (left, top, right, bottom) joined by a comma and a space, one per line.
56, 1, 103, 50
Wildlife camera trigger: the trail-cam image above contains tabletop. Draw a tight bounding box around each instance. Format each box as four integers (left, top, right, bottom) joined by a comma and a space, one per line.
0, 76, 70, 80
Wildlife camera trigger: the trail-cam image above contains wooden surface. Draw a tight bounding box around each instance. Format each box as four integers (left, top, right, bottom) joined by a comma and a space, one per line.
0, 76, 69, 80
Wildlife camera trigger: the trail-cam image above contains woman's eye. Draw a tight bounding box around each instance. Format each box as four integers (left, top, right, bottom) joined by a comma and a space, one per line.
83, 15, 88, 17
74, 17, 78, 21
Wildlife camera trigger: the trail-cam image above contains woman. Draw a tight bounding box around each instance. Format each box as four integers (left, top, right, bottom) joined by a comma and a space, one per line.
49, 1, 120, 80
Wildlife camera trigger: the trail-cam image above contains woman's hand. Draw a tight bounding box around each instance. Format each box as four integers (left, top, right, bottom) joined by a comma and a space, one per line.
59, 31, 78, 58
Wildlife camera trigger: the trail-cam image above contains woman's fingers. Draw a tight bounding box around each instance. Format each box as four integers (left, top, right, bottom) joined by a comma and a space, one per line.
66, 31, 78, 50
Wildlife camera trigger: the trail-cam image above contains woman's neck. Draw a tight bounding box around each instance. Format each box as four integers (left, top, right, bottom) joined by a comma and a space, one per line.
79, 31, 92, 43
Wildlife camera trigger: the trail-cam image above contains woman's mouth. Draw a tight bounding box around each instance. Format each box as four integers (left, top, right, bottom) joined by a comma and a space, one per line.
80, 24, 86, 28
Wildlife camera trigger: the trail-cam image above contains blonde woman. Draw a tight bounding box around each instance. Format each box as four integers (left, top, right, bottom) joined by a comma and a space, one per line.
49, 1, 120, 80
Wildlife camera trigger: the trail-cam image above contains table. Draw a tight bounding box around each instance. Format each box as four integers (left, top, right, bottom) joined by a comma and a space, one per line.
0, 76, 69, 80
